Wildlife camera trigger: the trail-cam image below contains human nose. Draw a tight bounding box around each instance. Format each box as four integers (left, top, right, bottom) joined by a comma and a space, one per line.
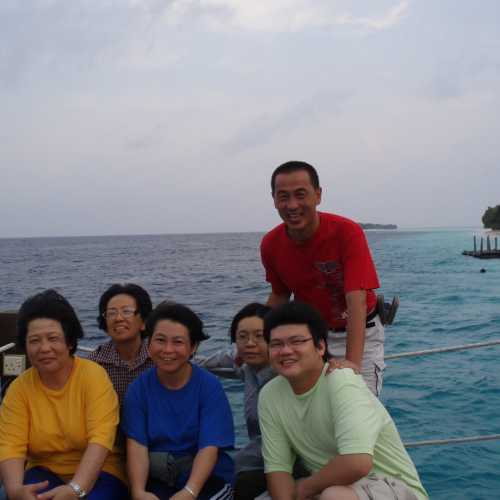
39, 339, 52, 351
278, 340, 294, 354
161, 340, 175, 352
114, 310, 127, 320
286, 196, 299, 209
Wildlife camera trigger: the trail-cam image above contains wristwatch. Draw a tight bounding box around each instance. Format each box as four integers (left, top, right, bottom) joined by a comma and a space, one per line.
68, 481, 87, 498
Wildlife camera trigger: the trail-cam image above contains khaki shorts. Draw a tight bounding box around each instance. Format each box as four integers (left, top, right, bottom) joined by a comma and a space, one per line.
352, 474, 419, 500
328, 315, 385, 397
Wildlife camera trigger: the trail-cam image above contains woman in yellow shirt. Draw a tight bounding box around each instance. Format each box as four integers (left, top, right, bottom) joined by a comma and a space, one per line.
0, 289, 128, 500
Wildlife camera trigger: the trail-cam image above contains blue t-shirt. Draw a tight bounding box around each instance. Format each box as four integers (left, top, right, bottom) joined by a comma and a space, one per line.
123, 364, 235, 485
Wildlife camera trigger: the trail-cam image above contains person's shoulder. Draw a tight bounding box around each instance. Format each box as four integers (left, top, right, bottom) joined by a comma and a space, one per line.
127, 366, 156, 396
259, 374, 287, 401
321, 212, 361, 230
193, 363, 224, 388
77, 356, 111, 379
133, 365, 156, 385
85, 340, 114, 363
326, 368, 368, 394
261, 223, 287, 246
319, 212, 365, 242
5, 366, 36, 395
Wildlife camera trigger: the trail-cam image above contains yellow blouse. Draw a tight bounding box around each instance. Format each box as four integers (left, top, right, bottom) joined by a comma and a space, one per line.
0, 356, 125, 482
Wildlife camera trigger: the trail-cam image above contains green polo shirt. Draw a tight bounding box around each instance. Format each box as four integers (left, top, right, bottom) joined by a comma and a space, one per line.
258, 365, 428, 500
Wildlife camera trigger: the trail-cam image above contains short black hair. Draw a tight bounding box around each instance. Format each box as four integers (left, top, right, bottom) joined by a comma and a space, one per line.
263, 301, 330, 361
97, 283, 153, 331
271, 161, 320, 195
17, 289, 84, 355
145, 301, 209, 346
229, 302, 271, 342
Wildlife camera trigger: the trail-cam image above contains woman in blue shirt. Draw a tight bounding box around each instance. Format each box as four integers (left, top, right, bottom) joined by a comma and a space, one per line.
123, 301, 235, 500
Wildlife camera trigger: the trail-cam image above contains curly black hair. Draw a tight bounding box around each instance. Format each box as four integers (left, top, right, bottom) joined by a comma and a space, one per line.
17, 289, 84, 355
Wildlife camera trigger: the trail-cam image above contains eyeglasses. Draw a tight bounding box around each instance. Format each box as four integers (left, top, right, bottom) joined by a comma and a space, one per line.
103, 307, 138, 320
235, 331, 266, 344
268, 336, 314, 351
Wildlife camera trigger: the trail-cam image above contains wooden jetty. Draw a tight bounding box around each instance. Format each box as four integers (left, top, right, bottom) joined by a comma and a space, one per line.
463, 234, 500, 259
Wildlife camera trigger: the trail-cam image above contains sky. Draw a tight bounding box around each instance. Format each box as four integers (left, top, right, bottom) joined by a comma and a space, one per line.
1, 0, 500, 237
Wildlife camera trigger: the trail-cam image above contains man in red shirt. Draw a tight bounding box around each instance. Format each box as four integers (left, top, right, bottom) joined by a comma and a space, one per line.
261, 161, 385, 395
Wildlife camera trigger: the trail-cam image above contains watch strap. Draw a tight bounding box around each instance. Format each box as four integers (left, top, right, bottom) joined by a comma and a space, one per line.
68, 481, 87, 498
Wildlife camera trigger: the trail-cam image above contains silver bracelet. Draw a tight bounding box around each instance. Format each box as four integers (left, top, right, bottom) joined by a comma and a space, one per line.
183, 484, 197, 498
68, 481, 87, 498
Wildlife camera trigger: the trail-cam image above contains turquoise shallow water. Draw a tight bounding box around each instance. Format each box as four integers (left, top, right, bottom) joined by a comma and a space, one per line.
1, 229, 499, 499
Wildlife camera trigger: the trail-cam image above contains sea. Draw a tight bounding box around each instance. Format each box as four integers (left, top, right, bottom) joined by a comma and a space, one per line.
1, 228, 499, 499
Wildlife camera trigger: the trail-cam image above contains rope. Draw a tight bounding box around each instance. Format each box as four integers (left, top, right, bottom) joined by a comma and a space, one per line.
77, 345, 95, 353
385, 339, 500, 360
0, 342, 15, 354
404, 434, 500, 448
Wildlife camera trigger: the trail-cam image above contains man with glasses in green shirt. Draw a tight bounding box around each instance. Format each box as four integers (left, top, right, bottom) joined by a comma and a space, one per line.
258, 301, 428, 500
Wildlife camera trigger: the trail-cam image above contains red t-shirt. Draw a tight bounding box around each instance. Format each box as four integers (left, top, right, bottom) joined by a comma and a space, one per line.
260, 212, 380, 330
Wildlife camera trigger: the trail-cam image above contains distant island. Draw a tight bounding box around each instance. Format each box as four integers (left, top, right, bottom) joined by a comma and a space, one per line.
482, 205, 500, 230
359, 223, 397, 230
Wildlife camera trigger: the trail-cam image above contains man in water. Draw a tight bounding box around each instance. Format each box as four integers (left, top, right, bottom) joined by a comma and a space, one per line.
258, 301, 428, 500
261, 160, 384, 395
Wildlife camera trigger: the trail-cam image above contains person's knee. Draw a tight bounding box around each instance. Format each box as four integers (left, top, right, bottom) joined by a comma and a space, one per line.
319, 485, 359, 500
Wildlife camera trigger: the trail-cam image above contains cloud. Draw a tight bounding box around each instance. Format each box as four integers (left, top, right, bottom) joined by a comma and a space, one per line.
222, 88, 353, 154
333, 1, 409, 31
163, 0, 410, 33
0, 0, 178, 87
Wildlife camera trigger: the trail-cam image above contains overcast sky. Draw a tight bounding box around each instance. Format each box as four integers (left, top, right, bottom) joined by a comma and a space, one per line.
1, 0, 499, 237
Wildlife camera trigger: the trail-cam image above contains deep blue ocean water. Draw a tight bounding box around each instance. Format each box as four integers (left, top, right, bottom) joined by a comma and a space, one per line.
1, 229, 499, 499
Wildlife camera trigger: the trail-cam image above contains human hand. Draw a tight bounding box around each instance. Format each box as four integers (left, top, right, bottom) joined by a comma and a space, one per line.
9, 481, 48, 500
326, 358, 360, 374
36, 484, 77, 500
295, 478, 315, 500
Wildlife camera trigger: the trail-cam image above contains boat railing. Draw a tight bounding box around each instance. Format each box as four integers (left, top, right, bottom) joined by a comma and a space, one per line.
1, 338, 499, 448
0, 342, 16, 354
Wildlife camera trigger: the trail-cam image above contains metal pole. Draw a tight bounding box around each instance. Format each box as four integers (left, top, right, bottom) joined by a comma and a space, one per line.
0, 342, 15, 354
473, 235, 477, 253
404, 434, 500, 448
385, 339, 500, 360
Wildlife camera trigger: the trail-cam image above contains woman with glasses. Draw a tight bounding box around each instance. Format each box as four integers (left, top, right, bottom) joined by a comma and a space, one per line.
197, 302, 360, 500
195, 303, 274, 500
88, 283, 154, 406
0, 290, 128, 499
123, 301, 235, 500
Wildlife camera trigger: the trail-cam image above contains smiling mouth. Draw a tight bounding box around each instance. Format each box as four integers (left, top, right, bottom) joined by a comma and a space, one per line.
38, 358, 56, 363
279, 358, 297, 367
287, 213, 304, 225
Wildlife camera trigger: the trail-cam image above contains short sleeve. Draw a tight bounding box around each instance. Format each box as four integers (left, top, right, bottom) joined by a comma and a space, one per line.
198, 373, 234, 450
341, 223, 380, 293
83, 363, 119, 451
0, 378, 29, 461
329, 370, 383, 455
122, 376, 149, 447
260, 235, 290, 295
258, 386, 296, 474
